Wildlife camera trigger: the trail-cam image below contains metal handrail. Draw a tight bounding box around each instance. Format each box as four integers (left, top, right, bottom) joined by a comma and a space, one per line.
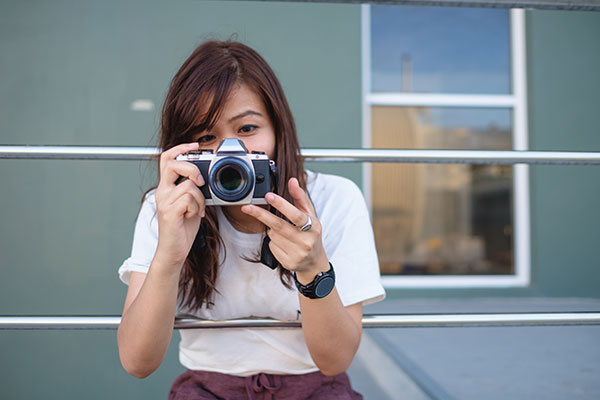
1, 313, 599, 330
1, 145, 600, 165
254, 0, 600, 12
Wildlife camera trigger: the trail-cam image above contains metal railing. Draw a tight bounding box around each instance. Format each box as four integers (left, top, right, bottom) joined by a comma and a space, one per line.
2, 144, 599, 329
1, 313, 599, 330
2, 145, 600, 165
263, 0, 600, 11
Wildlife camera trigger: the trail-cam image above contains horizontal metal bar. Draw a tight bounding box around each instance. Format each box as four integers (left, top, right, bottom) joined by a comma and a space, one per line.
303, 149, 600, 165
1, 146, 600, 165
245, 0, 600, 12
1, 313, 599, 330
0, 145, 158, 160
367, 93, 516, 107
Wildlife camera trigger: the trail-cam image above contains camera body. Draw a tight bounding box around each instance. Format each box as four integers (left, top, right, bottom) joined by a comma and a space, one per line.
176, 138, 274, 206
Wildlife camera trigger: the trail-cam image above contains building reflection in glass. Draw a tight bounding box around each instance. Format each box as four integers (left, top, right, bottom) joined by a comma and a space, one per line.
371, 106, 514, 275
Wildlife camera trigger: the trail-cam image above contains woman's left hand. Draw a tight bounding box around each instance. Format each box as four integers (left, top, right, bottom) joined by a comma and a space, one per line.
241, 177, 330, 281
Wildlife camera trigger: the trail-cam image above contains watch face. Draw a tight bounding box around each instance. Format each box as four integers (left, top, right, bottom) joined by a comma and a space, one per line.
315, 276, 335, 298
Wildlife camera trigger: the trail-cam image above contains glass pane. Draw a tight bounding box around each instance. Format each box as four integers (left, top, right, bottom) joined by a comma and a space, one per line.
371, 6, 510, 94
371, 106, 513, 275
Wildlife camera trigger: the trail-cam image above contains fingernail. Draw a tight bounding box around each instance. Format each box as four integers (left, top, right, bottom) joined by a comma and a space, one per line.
265, 193, 275, 202
241, 205, 251, 214
197, 174, 205, 185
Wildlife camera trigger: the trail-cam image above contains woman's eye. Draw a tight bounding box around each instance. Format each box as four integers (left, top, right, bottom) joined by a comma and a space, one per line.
197, 134, 216, 143
239, 125, 257, 134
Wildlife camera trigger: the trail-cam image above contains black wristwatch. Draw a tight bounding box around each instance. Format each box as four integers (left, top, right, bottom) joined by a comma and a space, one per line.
293, 262, 335, 299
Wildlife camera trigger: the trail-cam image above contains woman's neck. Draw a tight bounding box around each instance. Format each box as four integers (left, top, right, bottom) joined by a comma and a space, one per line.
222, 205, 265, 234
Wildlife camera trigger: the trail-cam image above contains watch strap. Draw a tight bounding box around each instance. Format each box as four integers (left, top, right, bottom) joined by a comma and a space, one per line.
293, 262, 335, 299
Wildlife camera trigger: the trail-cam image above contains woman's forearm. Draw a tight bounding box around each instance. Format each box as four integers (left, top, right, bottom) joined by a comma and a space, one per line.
299, 288, 362, 376
117, 260, 182, 378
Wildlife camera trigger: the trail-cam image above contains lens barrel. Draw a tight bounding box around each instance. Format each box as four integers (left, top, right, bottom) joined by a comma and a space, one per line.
209, 157, 254, 202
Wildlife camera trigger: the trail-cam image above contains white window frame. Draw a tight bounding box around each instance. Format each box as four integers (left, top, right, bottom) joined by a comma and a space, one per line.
361, 6, 530, 288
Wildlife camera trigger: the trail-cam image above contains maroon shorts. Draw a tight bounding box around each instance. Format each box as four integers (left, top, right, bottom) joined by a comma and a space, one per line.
168, 369, 363, 400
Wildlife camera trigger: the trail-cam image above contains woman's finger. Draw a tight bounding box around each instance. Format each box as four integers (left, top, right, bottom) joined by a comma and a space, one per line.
159, 142, 201, 184
288, 177, 315, 215
268, 239, 290, 269
241, 204, 296, 237
164, 179, 206, 217
160, 142, 199, 166
264, 192, 309, 228
160, 159, 205, 188
171, 193, 200, 220
183, 195, 200, 219
268, 229, 315, 271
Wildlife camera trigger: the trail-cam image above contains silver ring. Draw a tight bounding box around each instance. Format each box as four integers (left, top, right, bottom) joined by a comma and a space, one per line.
299, 214, 312, 232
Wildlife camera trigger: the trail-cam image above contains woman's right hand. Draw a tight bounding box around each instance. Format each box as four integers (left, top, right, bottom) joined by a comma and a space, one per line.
154, 142, 205, 272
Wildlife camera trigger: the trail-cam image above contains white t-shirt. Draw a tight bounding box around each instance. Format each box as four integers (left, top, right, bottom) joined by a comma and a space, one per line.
118, 170, 385, 376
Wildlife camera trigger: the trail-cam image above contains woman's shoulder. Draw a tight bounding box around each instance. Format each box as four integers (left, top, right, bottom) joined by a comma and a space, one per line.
305, 170, 368, 221
133, 188, 158, 225
141, 188, 157, 208
306, 170, 364, 202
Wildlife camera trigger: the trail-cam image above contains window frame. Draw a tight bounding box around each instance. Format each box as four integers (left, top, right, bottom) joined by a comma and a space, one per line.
361, 6, 530, 288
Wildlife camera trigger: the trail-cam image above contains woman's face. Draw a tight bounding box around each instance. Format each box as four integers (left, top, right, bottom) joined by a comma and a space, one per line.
192, 84, 276, 159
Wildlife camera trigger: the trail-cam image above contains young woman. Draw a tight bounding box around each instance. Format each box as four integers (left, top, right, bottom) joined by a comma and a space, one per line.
117, 40, 384, 399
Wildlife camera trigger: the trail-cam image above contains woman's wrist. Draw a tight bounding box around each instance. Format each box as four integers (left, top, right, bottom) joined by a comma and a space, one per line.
151, 249, 186, 278
294, 254, 331, 285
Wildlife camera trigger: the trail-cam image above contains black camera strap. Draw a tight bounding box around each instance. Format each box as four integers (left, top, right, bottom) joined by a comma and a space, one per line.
260, 162, 279, 270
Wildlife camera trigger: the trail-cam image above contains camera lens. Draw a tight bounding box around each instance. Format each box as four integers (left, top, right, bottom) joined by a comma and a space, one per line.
217, 165, 244, 192
209, 157, 255, 203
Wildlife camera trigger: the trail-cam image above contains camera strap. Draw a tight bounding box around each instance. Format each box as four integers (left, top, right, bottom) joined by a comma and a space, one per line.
260, 162, 280, 269
260, 235, 278, 270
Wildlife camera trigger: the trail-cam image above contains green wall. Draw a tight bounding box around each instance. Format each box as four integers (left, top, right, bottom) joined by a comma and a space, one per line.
527, 10, 600, 297
0, 1, 360, 398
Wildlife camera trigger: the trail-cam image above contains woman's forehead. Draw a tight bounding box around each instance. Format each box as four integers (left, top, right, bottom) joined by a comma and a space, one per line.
221, 85, 267, 115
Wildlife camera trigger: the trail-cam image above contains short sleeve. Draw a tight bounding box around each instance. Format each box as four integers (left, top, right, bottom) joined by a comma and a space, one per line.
118, 190, 158, 285
311, 173, 385, 307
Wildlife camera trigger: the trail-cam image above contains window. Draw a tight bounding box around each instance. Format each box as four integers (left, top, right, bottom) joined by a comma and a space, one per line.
362, 5, 530, 288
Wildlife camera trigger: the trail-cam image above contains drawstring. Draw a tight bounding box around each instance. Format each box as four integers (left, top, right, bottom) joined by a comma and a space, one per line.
244, 373, 282, 400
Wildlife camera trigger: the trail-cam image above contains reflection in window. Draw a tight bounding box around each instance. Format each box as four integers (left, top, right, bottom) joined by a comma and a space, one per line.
371, 6, 510, 94
371, 107, 514, 275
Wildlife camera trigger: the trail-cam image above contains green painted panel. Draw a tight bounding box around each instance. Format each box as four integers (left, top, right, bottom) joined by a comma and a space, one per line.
0, 0, 360, 398
527, 10, 600, 297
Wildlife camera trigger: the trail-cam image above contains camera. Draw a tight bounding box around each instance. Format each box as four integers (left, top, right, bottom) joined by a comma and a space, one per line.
176, 138, 275, 206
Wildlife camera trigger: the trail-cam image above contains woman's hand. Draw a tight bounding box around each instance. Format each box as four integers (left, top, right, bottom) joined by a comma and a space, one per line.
154, 142, 206, 271
241, 177, 330, 283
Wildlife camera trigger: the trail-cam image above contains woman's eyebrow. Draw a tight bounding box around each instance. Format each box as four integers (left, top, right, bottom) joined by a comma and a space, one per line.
229, 110, 262, 122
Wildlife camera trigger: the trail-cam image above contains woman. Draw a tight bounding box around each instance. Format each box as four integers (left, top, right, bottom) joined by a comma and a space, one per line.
117, 40, 384, 399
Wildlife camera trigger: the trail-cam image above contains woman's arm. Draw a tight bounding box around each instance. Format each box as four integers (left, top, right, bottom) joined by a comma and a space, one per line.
241, 178, 364, 375
298, 288, 363, 376
294, 251, 362, 375
118, 142, 205, 378
117, 267, 181, 378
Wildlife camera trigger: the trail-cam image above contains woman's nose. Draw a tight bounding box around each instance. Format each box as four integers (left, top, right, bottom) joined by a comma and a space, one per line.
221, 131, 240, 140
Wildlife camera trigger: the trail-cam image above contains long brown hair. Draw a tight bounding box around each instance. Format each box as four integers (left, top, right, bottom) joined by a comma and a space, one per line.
157, 40, 305, 311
